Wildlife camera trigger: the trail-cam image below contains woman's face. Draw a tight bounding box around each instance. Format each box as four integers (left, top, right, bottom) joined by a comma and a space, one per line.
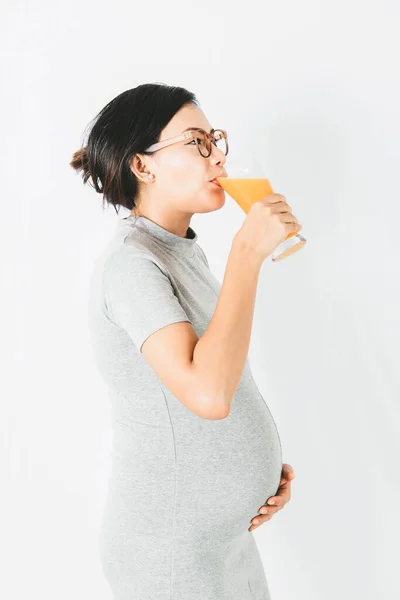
138, 104, 227, 216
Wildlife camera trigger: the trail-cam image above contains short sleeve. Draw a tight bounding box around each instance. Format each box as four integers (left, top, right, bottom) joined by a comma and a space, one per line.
103, 248, 192, 353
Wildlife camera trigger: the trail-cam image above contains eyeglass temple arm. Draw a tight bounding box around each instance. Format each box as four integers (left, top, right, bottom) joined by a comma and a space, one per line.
146, 132, 193, 153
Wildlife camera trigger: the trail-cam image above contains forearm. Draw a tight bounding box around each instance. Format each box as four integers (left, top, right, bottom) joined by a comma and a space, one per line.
191, 238, 263, 416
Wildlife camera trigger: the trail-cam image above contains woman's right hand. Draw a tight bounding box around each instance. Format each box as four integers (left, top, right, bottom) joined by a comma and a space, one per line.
233, 194, 302, 263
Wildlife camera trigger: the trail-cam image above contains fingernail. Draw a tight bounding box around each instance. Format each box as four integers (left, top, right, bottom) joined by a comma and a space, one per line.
268, 500, 275, 505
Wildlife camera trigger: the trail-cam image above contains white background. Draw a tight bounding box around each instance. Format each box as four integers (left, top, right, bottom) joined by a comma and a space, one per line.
2, 1, 400, 598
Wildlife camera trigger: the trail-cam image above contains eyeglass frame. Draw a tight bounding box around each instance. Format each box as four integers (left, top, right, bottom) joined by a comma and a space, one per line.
144, 128, 229, 158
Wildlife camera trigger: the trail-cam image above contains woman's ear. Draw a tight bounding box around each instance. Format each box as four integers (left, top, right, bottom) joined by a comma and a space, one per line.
130, 154, 153, 183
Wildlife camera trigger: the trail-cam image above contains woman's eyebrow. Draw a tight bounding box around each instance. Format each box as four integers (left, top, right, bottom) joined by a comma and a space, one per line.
182, 127, 214, 134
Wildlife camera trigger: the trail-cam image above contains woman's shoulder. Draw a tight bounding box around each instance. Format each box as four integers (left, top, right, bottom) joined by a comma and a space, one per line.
104, 233, 170, 280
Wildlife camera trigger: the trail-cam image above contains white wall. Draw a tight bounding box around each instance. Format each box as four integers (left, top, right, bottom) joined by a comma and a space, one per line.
3, 0, 399, 598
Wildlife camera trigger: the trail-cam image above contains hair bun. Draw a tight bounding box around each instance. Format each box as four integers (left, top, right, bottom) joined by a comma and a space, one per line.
69, 146, 92, 184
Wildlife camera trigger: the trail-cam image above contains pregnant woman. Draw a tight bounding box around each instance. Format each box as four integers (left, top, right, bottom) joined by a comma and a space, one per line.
70, 83, 299, 600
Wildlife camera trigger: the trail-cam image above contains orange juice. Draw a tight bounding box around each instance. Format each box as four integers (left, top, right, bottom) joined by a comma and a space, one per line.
217, 177, 297, 240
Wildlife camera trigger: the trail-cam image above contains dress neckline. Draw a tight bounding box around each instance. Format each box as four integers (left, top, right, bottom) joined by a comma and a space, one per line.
121, 215, 198, 254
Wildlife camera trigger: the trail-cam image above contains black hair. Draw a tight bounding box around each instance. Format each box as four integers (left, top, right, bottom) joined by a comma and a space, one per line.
69, 82, 199, 214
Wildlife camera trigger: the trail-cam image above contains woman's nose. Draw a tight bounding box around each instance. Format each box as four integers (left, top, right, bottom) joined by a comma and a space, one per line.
210, 145, 226, 164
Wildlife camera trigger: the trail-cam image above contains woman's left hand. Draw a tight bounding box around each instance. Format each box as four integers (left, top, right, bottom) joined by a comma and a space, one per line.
248, 463, 295, 532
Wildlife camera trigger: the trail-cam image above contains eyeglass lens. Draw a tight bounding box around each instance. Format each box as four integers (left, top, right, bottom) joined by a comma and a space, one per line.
196, 130, 228, 157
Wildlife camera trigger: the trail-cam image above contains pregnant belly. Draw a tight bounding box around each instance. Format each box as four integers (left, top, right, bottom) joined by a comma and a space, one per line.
174, 390, 283, 544
107, 368, 283, 546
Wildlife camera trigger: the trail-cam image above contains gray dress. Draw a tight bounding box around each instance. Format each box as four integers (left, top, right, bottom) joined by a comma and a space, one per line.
88, 215, 283, 600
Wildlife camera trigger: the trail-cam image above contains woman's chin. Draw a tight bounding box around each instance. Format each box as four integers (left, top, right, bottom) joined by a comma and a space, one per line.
204, 189, 226, 212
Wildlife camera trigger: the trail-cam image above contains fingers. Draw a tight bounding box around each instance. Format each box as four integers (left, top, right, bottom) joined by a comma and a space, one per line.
263, 193, 287, 204
248, 464, 295, 532
270, 201, 293, 215
282, 463, 295, 474
281, 212, 299, 224
280, 464, 296, 481
248, 509, 274, 531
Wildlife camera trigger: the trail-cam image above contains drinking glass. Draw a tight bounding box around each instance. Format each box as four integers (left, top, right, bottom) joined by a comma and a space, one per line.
217, 155, 306, 262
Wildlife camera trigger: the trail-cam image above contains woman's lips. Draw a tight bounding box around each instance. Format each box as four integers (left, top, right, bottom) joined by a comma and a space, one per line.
210, 179, 223, 188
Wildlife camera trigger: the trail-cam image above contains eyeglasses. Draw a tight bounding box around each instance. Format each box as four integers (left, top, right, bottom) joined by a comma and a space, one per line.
144, 128, 229, 158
